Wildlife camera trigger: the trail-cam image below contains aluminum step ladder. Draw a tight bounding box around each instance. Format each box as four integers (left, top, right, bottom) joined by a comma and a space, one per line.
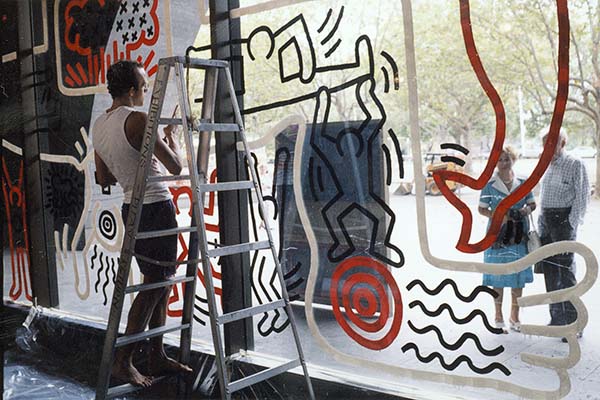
95, 56, 315, 400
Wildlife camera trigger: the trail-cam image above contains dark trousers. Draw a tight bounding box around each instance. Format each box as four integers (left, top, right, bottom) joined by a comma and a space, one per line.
539, 208, 577, 325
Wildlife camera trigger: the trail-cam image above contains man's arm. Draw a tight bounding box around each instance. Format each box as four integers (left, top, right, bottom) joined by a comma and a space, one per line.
94, 151, 117, 186
125, 111, 183, 175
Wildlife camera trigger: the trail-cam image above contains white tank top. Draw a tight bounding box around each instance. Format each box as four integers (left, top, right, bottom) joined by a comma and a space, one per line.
92, 106, 171, 204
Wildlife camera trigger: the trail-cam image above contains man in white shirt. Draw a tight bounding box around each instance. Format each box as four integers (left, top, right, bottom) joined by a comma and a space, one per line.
538, 131, 590, 335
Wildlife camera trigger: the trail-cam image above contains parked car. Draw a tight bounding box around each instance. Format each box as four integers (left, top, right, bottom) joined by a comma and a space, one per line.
568, 146, 596, 158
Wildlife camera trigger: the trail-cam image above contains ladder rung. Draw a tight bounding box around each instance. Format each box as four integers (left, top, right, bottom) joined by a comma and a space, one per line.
125, 275, 195, 294
158, 117, 185, 126
148, 174, 191, 183
136, 226, 197, 240
116, 323, 190, 347
106, 376, 167, 398
132, 252, 202, 268
228, 359, 301, 393
207, 240, 270, 258
217, 299, 286, 325
197, 122, 240, 132
159, 56, 229, 68
200, 181, 254, 192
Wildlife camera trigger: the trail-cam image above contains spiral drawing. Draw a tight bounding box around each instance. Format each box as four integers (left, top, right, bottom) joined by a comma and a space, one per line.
330, 256, 402, 350
98, 210, 117, 241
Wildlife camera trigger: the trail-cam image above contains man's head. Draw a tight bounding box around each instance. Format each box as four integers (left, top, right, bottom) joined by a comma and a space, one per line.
542, 130, 567, 161
106, 60, 148, 106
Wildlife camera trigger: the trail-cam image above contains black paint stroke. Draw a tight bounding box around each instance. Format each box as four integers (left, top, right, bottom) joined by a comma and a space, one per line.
253, 254, 290, 337
316, 165, 325, 193
382, 143, 392, 186
90, 244, 98, 270
441, 155, 466, 167
275, 15, 316, 84
407, 320, 504, 357
317, 8, 333, 33
409, 300, 504, 335
380, 51, 399, 90
387, 128, 404, 179
381, 66, 390, 93
402, 342, 511, 376
321, 6, 344, 45
308, 156, 320, 202
94, 246, 104, 293
110, 257, 117, 284
441, 142, 470, 155
99, 210, 117, 240
324, 38, 342, 58
102, 255, 111, 306
407, 279, 497, 303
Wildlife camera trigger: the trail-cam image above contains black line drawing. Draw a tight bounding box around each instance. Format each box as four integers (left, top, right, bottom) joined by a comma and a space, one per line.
440, 143, 469, 167
380, 51, 399, 92
194, 294, 209, 326
320, 6, 344, 45
382, 143, 392, 186
317, 9, 333, 33
44, 163, 84, 221
401, 343, 511, 376
387, 128, 404, 179
407, 320, 504, 356
409, 300, 504, 335
407, 279, 497, 303
309, 77, 404, 267
441, 155, 466, 167
324, 38, 342, 58
98, 210, 117, 240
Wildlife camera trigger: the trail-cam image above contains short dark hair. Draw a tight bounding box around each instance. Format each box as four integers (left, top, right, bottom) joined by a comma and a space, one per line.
106, 60, 144, 99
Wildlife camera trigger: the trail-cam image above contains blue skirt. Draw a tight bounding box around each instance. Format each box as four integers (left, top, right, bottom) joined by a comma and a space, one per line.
482, 242, 533, 288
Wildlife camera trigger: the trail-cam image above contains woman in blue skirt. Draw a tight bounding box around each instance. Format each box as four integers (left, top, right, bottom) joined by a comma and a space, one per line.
478, 146, 536, 333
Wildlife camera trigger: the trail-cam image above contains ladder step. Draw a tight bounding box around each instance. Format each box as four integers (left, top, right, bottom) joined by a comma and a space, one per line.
136, 226, 197, 240
125, 275, 195, 294
207, 240, 270, 258
200, 181, 254, 192
197, 122, 240, 132
106, 376, 167, 398
158, 117, 185, 126
132, 252, 202, 268
148, 174, 190, 183
160, 56, 229, 68
228, 359, 301, 393
217, 299, 286, 325
116, 323, 190, 347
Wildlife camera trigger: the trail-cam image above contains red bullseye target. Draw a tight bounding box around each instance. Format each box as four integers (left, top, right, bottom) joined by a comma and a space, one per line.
330, 256, 403, 350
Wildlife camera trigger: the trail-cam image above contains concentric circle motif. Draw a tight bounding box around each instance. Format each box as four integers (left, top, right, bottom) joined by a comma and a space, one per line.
330, 256, 403, 350
98, 210, 117, 240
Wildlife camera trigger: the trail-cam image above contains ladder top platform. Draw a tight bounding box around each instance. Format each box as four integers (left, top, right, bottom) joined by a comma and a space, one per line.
159, 56, 229, 69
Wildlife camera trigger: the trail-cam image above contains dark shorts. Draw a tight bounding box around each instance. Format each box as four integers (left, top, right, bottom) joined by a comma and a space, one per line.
121, 199, 178, 280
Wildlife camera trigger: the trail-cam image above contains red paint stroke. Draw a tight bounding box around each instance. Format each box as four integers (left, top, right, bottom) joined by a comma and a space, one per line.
433, 0, 570, 253
330, 256, 402, 350
64, 0, 93, 56
2, 159, 32, 302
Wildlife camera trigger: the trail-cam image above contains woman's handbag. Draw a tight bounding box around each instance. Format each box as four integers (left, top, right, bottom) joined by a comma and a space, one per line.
527, 212, 541, 253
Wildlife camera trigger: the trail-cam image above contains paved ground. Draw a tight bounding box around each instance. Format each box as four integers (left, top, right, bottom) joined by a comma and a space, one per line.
4, 188, 599, 400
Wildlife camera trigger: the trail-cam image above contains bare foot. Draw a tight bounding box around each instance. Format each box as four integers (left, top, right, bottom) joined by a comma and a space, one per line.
112, 362, 153, 387
149, 354, 193, 376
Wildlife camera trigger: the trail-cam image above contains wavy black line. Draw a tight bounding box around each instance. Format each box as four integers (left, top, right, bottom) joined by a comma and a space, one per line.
407, 279, 497, 303
94, 249, 104, 293
441, 142, 470, 155
409, 300, 503, 335
102, 255, 111, 306
407, 320, 504, 356
402, 342, 510, 376
90, 244, 98, 270
110, 258, 116, 284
